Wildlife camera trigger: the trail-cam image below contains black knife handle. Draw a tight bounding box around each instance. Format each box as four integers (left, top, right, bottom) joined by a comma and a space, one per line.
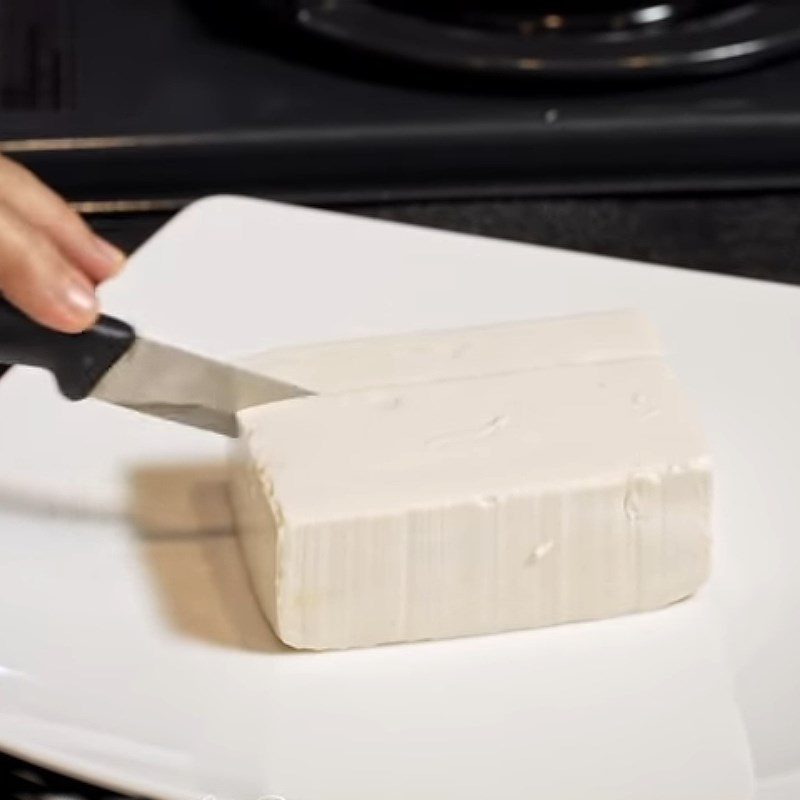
0, 296, 135, 400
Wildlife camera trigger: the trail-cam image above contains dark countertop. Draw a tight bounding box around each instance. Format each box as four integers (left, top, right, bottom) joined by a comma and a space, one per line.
6, 190, 800, 799
349, 194, 800, 285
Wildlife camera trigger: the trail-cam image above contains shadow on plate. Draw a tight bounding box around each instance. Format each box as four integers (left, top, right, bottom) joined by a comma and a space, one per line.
129, 461, 289, 655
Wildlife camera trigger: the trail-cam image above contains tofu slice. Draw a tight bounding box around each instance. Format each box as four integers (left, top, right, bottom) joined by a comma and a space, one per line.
238, 309, 662, 392
233, 353, 710, 650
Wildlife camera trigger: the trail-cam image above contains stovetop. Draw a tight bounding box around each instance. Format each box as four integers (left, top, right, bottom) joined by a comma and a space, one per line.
3, 0, 800, 213
263, 0, 800, 80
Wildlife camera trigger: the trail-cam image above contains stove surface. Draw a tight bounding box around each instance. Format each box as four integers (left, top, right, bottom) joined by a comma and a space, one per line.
2, 0, 800, 210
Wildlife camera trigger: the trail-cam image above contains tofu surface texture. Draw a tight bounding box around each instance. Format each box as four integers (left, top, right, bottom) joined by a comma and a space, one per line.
232, 311, 711, 650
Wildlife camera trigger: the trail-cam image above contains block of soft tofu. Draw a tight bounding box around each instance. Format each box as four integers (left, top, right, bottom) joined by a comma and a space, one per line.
232, 312, 710, 650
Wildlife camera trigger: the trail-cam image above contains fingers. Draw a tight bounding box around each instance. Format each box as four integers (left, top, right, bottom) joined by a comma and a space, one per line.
0, 154, 125, 283
0, 199, 99, 333
0, 154, 124, 332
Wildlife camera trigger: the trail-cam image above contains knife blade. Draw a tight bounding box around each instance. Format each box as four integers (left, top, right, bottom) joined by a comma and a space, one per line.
0, 296, 310, 436
92, 336, 308, 436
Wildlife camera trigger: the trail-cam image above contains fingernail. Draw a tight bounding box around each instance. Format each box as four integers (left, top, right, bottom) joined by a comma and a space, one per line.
63, 281, 97, 317
91, 235, 126, 271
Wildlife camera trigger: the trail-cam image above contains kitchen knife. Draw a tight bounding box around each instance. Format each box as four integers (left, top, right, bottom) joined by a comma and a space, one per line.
0, 296, 311, 436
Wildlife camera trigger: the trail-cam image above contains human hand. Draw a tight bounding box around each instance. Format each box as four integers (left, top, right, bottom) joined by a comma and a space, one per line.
0, 154, 125, 333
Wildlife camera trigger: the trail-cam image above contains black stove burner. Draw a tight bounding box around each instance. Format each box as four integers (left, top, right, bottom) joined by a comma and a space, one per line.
373, 1, 734, 32
261, 0, 800, 79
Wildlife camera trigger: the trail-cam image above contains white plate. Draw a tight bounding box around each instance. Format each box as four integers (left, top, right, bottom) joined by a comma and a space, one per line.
1, 197, 798, 798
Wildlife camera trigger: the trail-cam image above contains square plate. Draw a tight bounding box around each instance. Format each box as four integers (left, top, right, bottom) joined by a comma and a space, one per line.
0, 197, 797, 798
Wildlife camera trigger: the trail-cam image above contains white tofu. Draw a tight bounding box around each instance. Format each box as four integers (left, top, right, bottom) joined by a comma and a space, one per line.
233, 323, 710, 649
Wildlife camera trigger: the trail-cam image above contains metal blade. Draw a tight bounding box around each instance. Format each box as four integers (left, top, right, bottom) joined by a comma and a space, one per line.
91, 338, 311, 436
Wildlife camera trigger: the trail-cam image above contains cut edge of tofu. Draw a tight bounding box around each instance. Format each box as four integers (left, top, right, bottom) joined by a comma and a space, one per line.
230, 457, 282, 636
235, 309, 663, 395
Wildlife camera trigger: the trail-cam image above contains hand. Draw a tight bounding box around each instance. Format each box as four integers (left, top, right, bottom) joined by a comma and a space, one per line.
0, 154, 125, 333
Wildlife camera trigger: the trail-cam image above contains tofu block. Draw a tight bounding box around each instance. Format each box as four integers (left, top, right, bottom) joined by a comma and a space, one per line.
233, 331, 711, 649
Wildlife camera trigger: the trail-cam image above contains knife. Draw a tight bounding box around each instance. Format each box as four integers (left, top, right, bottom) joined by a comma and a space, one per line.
0, 296, 311, 436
